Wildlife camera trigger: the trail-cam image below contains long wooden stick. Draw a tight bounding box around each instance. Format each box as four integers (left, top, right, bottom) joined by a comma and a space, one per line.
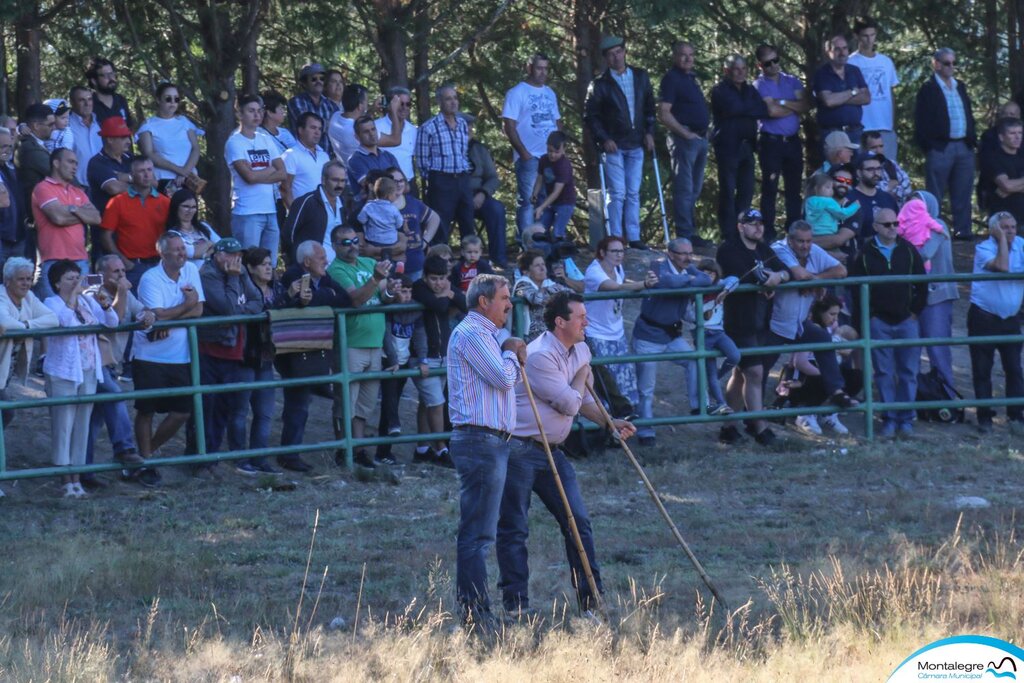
585, 382, 730, 611
519, 365, 604, 616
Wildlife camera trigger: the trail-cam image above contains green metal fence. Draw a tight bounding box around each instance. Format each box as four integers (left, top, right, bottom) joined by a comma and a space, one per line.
2, 270, 1023, 483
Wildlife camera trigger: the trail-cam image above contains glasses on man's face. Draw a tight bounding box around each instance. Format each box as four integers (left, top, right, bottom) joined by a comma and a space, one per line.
606, 248, 625, 254
335, 237, 360, 247
310, 76, 325, 82
941, 60, 956, 67
862, 165, 883, 173
875, 221, 899, 228
392, 177, 406, 185
761, 57, 780, 67
164, 96, 180, 103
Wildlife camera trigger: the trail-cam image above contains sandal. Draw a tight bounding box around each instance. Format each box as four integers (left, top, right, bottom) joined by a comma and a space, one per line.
829, 390, 859, 409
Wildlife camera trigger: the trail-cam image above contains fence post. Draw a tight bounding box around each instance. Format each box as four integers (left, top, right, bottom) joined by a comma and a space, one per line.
694, 301, 707, 417
188, 326, 207, 454
859, 282, 874, 441
513, 298, 527, 338
337, 311, 353, 468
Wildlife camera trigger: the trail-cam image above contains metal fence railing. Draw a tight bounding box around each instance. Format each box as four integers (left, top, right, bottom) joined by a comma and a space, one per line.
1, 270, 1021, 482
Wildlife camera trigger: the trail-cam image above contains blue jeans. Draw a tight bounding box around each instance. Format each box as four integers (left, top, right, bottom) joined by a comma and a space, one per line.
86, 364, 137, 464
280, 385, 314, 447
427, 172, 475, 245
704, 329, 741, 405
249, 360, 275, 449
925, 141, 975, 237
451, 429, 511, 613
34, 258, 89, 299
633, 335, 697, 439
666, 135, 708, 238
603, 148, 644, 242
125, 259, 157, 292
918, 300, 955, 389
232, 213, 280, 265
541, 204, 574, 239
200, 354, 254, 453
870, 316, 920, 425
514, 157, 540, 234
496, 439, 603, 611
475, 195, 508, 266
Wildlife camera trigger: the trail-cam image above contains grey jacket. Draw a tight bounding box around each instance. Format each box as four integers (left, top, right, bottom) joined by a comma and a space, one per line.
198, 260, 264, 348
915, 190, 959, 306
467, 139, 500, 197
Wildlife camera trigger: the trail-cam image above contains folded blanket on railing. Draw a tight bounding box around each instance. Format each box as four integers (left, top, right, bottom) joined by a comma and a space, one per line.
269, 306, 334, 353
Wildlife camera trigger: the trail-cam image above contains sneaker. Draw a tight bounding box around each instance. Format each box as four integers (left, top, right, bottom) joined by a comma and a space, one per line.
136, 467, 162, 488
819, 413, 849, 435
711, 404, 734, 415
897, 422, 914, 438
33, 354, 45, 378
353, 450, 377, 469
72, 482, 87, 497
62, 483, 78, 498
250, 460, 282, 475
718, 425, 743, 444
374, 452, 398, 466
235, 461, 260, 475
879, 421, 897, 439
795, 415, 822, 436
754, 427, 777, 446
387, 426, 402, 436
277, 455, 312, 472
435, 448, 455, 469
413, 447, 438, 464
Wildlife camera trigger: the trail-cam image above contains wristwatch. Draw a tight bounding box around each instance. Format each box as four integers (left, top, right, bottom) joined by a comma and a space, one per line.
779, 99, 787, 107
850, 88, 858, 96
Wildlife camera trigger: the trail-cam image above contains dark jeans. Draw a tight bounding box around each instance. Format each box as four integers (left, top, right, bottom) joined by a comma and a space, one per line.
86, 364, 138, 464
758, 135, 803, 240
967, 304, 1024, 422
497, 439, 603, 611
248, 360, 275, 449
200, 354, 254, 453
451, 428, 511, 613
765, 323, 844, 396
427, 172, 476, 246
715, 140, 756, 240
281, 385, 314, 447
375, 364, 411, 460
475, 195, 508, 267
126, 259, 158, 291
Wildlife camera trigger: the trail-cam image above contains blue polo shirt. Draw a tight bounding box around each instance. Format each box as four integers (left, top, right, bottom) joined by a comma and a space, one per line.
812, 63, 867, 129
970, 235, 1024, 319
658, 67, 709, 137
347, 146, 400, 198
753, 72, 803, 136
86, 150, 132, 215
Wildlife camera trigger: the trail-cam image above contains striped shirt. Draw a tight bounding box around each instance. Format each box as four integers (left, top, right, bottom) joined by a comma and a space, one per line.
935, 74, 967, 140
415, 113, 471, 174
287, 93, 339, 155
447, 310, 521, 432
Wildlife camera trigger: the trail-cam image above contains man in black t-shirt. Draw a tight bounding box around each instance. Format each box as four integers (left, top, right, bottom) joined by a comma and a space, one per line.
715, 208, 790, 446
847, 151, 898, 247
980, 117, 1024, 225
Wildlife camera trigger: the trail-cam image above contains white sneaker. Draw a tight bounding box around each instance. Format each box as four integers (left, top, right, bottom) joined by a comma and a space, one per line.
795, 415, 822, 435
72, 482, 87, 497
62, 483, 78, 498
820, 413, 849, 435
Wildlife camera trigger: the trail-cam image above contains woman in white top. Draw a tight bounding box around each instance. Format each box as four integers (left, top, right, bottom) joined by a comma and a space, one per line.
583, 235, 658, 416
138, 82, 201, 193
43, 260, 118, 498
166, 189, 221, 265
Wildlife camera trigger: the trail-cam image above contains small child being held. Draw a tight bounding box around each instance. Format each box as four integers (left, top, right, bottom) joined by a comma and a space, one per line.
358, 176, 407, 268
804, 172, 860, 237
531, 131, 577, 239
450, 234, 494, 293
43, 99, 74, 153
694, 258, 740, 414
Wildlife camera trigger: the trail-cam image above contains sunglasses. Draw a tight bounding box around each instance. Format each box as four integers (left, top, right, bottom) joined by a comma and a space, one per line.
310, 75, 325, 82
875, 221, 899, 228
833, 176, 854, 186
761, 57, 780, 67
940, 60, 956, 67
335, 237, 360, 246
164, 96, 180, 103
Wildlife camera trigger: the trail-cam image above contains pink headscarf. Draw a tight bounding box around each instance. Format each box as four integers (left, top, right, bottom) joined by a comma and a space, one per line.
898, 198, 945, 271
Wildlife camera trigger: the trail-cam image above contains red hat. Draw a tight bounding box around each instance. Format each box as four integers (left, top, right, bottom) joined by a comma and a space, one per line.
98, 116, 131, 138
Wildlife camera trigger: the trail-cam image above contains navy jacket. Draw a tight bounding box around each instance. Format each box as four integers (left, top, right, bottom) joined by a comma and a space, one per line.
633, 260, 712, 344
913, 76, 976, 152
710, 80, 769, 151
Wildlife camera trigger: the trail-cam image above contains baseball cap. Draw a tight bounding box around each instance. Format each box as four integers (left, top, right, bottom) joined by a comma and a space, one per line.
823, 130, 859, 151
299, 63, 326, 80
98, 116, 132, 138
214, 237, 245, 253
739, 208, 764, 223
44, 98, 70, 116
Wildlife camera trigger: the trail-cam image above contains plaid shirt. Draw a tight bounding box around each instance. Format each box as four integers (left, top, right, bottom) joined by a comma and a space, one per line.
415, 113, 471, 174
287, 93, 339, 155
611, 67, 637, 124
935, 74, 967, 140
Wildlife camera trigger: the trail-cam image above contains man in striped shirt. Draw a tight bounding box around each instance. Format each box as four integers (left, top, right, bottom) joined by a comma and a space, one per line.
415, 84, 476, 245
447, 273, 526, 628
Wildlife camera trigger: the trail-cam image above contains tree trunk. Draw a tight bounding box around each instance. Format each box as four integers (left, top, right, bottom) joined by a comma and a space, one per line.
412, 3, 431, 122
241, 28, 260, 97
14, 17, 40, 115
1011, 0, 1024, 101
377, 20, 409, 91
201, 83, 238, 234
572, 0, 602, 186
0, 22, 9, 116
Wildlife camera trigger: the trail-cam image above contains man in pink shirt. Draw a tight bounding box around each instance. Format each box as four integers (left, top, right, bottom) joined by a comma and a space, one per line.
496, 290, 635, 619
31, 148, 100, 297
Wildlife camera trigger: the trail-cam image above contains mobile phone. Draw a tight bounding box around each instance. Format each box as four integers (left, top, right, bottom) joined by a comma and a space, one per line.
85, 273, 103, 286
394, 262, 405, 275
300, 273, 311, 296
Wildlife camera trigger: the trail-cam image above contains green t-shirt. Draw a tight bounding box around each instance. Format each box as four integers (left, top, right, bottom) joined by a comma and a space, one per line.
327, 256, 385, 348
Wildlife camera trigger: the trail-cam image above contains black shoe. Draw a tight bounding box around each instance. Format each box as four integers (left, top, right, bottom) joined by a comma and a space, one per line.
754, 426, 777, 446
719, 425, 743, 444
435, 448, 455, 469
353, 449, 376, 469
374, 452, 398, 466
135, 467, 162, 488
79, 473, 107, 491
277, 455, 312, 473
638, 436, 656, 446
628, 240, 649, 251
413, 447, 438, 464
688, 235, 713, 249
249, 459, 282, 475
953, 232, 976, 241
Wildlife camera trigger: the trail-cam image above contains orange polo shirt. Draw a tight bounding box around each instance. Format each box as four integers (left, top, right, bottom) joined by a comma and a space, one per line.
100, 187, 170, 259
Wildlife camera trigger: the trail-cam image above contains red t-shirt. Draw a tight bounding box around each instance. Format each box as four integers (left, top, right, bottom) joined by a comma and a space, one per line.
100, 189, 170, 259
457, 262, 479, 292
31, 177, 89, 261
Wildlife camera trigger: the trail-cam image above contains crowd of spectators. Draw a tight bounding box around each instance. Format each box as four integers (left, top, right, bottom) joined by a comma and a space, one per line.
2, 23, 1024, 498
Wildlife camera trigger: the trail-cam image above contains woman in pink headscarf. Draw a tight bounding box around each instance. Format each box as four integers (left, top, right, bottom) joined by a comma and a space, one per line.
898, 190, 958, 388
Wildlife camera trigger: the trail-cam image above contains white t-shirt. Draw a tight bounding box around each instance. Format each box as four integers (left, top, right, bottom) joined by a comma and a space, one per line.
583, 260, 624, 340
375, 115, 417, 180
282, 143, 330, 200
46, 127, 75, 154
132, 261, 206, 364
138, 115, 200, 180
501, 81, 561, 160
847, 52, 900, 132
328, 113, 360, 167
225, 128, 281, 215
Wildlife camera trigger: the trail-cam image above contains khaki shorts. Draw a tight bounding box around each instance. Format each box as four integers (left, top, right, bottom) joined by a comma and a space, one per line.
333, 347, 382, 421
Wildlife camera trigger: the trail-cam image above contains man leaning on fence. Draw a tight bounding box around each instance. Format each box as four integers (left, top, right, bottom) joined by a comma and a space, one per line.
967, 212, 1024, 432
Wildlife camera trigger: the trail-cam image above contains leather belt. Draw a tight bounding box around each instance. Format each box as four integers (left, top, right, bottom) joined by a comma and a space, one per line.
453, 424, 512, 441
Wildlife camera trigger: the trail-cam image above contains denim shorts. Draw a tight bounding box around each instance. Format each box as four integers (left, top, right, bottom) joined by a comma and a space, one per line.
413, 357, 447, 407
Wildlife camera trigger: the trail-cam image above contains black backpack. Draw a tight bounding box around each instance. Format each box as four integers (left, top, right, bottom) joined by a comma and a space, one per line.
916, 368, 964, 423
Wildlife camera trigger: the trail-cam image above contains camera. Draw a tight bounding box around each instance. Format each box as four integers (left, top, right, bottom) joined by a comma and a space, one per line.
752, 260, 770, 285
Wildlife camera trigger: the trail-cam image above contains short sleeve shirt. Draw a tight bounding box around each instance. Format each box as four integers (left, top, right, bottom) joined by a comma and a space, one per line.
812, 63, 868, 128
501, 81, 562, 160
281, 144, 330, 200
132, 261, 206, 364
770, 240, 841, 339
327, 113, 359, 166
538, 154, 576, 205
31, 177, 89, 261
583, 260, 624, 340
970, 236, 1024, 318
327, 256, 385, 348
847, 52, 900, 131
100, 188, 171, 259
983, 147, 1024, 224
86, 151, 132, 215
374, 116, 418, 180
225, 129, 281, 215
658, 67, 710, 136
137, 116, 200, 180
